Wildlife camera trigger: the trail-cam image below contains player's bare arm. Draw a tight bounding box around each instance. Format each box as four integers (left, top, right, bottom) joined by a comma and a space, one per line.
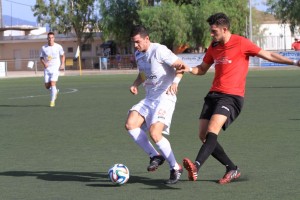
171, 58, 186, 70
40, 57, 48, 68
179, 62, 211, 75
166, 59, 185, 95
130, 73, 144, 95
60, 54, 65, 69
257, 49, 300, 66
167, 72, 183, 95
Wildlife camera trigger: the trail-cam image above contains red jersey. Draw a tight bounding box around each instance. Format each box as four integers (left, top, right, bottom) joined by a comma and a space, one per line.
203, 34, 261, 97
292, 41, 300, 51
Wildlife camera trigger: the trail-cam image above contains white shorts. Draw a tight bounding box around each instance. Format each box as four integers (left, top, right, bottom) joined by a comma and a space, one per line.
44, 69, 59, 83
129, 94, 176, 135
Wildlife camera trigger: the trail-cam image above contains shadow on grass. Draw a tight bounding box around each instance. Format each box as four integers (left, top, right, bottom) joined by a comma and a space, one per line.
0, 171, 183, 189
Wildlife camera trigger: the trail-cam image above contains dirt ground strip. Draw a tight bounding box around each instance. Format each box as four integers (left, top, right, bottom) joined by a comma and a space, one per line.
1, 66, 299, 79
1, 69, 139, 78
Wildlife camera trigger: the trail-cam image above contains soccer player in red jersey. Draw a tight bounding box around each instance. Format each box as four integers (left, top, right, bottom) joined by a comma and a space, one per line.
291, 37, 300, 51
180, 13, 300, 184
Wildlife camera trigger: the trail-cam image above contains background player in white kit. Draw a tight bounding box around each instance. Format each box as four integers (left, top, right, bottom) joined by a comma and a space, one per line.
40, 32, 65, 107
125, 25, 186, 184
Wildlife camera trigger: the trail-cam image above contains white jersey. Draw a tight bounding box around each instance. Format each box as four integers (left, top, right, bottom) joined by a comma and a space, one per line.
40, 43, 64, 71
135, 43, 178, 101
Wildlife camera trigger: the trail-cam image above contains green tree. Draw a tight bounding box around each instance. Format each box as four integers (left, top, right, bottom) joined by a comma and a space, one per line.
98, 0, 249, 52
178, 0, 248, 49
267, 0, 300, 34
99, 0, 140, 53
32, 0, 99, 55
138, 1, 192, 50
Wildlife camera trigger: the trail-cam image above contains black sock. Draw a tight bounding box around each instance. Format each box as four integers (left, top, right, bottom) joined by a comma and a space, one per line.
195, 132, 218, 169
211, 142, 236, 171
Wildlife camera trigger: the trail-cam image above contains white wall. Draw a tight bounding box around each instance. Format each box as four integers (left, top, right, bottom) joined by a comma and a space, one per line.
254, 23, 300, 51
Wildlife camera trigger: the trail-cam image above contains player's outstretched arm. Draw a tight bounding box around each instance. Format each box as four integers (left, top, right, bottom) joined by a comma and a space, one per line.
183, 62, 211, 75
257, 49, 300, 66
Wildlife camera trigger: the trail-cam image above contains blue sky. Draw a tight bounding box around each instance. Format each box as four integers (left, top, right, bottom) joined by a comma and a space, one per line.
252, 0, 268, 11
2, 0, 269, 23
2, 0, 37, 22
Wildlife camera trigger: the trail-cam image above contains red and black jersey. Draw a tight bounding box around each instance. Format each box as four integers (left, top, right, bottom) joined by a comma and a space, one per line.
203, 34, 261, 97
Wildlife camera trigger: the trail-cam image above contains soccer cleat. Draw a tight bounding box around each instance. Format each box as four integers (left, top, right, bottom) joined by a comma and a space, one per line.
183, 157, 198, 181
218, 167, 241, 184
50, 101, 55, 107
165, 165, 183, 184
147, 155, 165, 172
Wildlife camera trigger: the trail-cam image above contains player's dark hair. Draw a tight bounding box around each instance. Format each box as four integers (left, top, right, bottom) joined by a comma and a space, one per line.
130, 25, 149, 38
47, 31, 55, 36
207, 13, 230, 29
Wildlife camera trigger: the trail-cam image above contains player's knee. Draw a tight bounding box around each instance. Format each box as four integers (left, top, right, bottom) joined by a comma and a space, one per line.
149, 128, 162, 143
124, 122, 132, 131
125, 120, 138, 131
149, 132, 161, 143
199, 130, 206, 142
199, 135, 206, 143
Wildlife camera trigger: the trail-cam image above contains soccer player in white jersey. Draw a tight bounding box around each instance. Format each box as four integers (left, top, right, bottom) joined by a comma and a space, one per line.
40, 32, 65, 107
125, 25, 186, 184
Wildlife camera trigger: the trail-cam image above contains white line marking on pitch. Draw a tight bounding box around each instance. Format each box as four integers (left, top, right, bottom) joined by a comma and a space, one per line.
8, 88, 79, 100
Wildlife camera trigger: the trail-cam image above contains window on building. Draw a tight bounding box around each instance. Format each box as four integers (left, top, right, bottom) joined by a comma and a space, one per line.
68, 47, 73, 53
81, 44, 92, 52
29, 49, 40, 59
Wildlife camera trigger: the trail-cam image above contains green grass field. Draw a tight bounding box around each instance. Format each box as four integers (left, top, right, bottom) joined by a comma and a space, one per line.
0, 69, 299, 200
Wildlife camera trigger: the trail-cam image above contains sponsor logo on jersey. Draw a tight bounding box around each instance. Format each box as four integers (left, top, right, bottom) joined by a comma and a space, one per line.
157, 109, 166, 119
148, 74, 157, 79
221, 105, 230, 112
215, 57, 232, 65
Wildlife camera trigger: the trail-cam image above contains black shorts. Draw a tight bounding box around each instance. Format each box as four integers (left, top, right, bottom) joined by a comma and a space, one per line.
199, 92, 244, 131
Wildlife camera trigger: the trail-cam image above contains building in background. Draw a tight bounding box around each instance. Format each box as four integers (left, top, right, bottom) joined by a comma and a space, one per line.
253, 11, 300, 51
0, 26, 104, 71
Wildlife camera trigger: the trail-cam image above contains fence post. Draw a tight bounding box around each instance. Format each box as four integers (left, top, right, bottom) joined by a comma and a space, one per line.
34, 60, 38, 75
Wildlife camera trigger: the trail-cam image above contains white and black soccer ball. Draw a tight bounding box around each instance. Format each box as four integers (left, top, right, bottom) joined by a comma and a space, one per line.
108, 164, 130, 185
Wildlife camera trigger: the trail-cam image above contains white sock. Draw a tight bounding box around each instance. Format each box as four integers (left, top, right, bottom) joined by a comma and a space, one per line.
156, 137, 179, 170
128, 128, 159, 158
50, 86, 57, 101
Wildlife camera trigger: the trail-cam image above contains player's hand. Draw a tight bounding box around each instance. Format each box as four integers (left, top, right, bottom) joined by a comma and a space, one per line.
177, 65, 189, 73
130, 85, 138, 95
166, 83, 178, 95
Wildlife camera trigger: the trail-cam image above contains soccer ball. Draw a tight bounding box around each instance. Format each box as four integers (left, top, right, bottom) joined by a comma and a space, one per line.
108, 164, 130, 185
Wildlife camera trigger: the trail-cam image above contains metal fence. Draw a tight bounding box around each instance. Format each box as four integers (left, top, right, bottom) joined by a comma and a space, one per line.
1, 48, 299, 78
253, 35, 294, 51
0, 54, 137, 77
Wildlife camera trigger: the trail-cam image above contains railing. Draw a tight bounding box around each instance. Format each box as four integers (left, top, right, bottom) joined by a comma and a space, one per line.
0, 54, 137, 78
1, 50, 299, 78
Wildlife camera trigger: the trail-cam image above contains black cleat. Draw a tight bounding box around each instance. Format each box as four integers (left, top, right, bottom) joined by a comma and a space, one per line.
165, 165, 183, 184
147, 155, 165, 172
